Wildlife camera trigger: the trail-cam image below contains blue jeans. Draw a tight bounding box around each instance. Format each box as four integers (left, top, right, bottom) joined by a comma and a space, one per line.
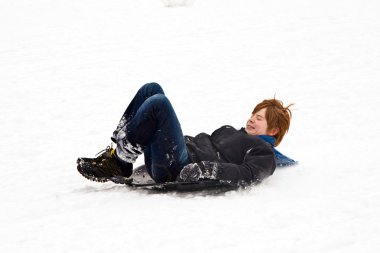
114, 83, 190, 183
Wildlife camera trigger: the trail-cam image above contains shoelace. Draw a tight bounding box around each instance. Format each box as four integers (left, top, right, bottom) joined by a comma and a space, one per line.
93, 144, 121, 175
95, 144, 116, 158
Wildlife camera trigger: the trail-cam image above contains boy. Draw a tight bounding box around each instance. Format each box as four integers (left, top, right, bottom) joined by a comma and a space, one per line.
77, 82, 295, 186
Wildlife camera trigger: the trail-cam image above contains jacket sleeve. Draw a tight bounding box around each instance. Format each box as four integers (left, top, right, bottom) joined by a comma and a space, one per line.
213, 142, 276, 185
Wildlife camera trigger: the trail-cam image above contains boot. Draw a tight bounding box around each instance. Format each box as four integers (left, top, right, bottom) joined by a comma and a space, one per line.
77, 146, 133, 183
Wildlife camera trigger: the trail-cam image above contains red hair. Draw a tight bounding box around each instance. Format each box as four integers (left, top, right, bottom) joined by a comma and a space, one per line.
252, 98, 293, 146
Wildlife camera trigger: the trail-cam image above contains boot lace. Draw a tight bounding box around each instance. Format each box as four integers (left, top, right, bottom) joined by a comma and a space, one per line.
95, 144, 116, 158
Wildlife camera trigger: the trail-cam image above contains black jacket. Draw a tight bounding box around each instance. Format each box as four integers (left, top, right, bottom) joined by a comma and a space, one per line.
185, 125, 276, 185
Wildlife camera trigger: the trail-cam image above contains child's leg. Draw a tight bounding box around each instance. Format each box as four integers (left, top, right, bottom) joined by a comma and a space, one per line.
126, 94, 189, 183
112, 82, 165, 142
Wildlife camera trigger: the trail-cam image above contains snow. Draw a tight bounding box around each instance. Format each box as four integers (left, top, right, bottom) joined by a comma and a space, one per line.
1, 0, 380, 252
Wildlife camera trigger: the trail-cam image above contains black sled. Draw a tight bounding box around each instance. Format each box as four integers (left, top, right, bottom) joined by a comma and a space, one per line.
109, 165, 238, 193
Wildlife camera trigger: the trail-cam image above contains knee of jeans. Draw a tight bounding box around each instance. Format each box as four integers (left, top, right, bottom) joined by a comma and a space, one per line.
142, 82, 164, 94
148, 94, 171, 108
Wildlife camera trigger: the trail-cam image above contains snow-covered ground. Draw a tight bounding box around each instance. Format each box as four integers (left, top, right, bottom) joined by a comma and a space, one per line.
1, 0, 380, 252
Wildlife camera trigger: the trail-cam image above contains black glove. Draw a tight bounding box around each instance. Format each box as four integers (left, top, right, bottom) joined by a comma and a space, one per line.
179, 161, 219, 182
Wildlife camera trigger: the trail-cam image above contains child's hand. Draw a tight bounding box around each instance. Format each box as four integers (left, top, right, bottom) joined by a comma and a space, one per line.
179, 162, 219, 182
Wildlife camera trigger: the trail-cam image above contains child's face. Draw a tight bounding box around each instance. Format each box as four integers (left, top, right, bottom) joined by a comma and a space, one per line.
246, 108, 269, 136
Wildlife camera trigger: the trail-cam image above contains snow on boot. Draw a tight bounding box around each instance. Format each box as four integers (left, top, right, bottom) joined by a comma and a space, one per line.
77, 146, 133, 183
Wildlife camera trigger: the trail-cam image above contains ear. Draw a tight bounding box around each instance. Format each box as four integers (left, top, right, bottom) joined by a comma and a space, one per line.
267, 127, 279, 136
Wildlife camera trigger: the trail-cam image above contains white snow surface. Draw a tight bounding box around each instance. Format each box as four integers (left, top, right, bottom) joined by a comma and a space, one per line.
1, 0, 380, 252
